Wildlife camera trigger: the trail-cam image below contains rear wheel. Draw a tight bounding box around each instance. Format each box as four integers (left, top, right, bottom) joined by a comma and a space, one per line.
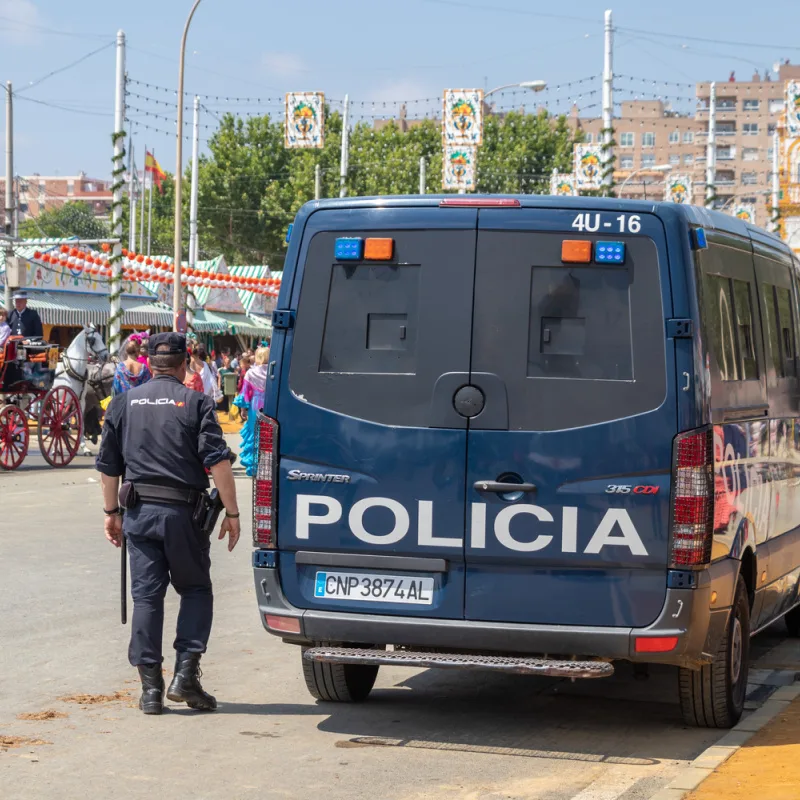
785, 605, 800, 637
0, 404, 29, 470
38, 386, 82, 467
679, 576, 750, 728
301, 645, 380, 703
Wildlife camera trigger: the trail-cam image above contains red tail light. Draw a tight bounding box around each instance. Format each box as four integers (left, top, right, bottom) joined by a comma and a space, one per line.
669, 428, 714, 567
253, 414, 279, 548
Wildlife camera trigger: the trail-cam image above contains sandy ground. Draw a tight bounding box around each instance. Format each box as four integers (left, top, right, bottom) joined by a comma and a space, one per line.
1, 438, 797, 800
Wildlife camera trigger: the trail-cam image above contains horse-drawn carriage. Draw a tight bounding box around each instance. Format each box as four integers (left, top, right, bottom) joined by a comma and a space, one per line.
0, 326, 109, 470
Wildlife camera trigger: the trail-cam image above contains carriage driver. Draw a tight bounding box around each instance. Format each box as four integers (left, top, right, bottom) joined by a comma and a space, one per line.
96, 331, 241, 715
7, 291, 43, 338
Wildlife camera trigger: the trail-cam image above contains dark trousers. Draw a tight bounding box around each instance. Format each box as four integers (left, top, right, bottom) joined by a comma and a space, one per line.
125, 501, 213, 667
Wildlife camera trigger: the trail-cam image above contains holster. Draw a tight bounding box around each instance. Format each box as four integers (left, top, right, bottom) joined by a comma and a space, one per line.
118, 480, 139, 510
193, 488, 224, 535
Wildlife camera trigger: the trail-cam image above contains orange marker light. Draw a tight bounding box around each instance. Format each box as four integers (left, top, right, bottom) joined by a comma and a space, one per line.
561, 240, 592, 263
364, 238, 394, 260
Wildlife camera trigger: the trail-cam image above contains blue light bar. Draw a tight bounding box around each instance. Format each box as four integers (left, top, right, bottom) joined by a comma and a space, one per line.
335, 237, 363, 261
693, 228, 708, 250
595, 241, 625, 264
285, 223, 293, 243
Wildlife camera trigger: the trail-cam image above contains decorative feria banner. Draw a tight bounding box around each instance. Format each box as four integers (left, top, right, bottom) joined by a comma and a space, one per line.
665, 175, 692, 204
284, 92, 325, 149
574, 144, 603, 191
550, 173, 576, 196
442, 146, 476, 191
785, 81, 800, 137
443, 89, 484, 146
733, 204, 757, 224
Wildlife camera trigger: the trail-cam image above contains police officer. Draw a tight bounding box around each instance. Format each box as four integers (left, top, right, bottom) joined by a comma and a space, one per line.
7, 290, 43, 338
96, 331, 241, 715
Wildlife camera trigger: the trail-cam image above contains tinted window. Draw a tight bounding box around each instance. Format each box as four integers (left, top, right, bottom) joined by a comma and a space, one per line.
697, 238, 764, 394
289, 228, 475, 427
319, 264, 420, 375
732, 279, 758, 380
703, 273, 739, 381
528, 266, 632, 381
777, 287, 796, 368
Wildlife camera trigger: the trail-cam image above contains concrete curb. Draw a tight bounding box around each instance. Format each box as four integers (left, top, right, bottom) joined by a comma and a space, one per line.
649, 682, 800, 800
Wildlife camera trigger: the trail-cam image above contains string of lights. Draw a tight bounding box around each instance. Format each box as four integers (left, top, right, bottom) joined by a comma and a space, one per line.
616, 74, 697, 89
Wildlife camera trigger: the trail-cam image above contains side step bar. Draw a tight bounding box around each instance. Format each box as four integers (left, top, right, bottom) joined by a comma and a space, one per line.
303, 647, 614, 679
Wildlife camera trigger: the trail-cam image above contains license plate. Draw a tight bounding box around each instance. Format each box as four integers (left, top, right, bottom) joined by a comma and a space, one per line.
313, 571, 434, 605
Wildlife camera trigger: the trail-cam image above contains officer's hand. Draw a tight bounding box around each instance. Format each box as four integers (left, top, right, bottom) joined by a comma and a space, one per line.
219, 516, 241, 552
104, 514, 123, 548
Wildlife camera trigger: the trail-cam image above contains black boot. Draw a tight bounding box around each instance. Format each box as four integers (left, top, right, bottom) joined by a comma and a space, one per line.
166, 653, 217, 710
137, 664, 164, 715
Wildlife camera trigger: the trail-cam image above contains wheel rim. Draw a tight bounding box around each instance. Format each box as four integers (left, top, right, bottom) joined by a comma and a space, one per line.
730, 615, 743, 685
0, 405, 30, 470
38, 387, 82, 467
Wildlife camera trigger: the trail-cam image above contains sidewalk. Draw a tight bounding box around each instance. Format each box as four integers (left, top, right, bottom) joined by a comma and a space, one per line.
686, 692, 800, 800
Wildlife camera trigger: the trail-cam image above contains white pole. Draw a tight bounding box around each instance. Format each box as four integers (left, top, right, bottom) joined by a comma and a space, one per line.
139, 142, 146, 252
110, 29, 126, 355
147, 155, 154, 256
13, 177, 18, 236
189, 96, 200, 269
187, 96, 200, 335
601, 9, 614, 194
314, 163, 321, 200
771, 130, 780, 233
339, 94, 349, 198
705, 81, 716, 208
128, 138, 136, 252
419, 156, 426, 194
174, 0, 204, 332
4, 81, 12, 311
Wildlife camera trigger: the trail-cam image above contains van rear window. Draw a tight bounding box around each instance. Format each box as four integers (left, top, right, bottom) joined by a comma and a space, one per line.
289, 229, 475, 427
471, 230, 667, 431
528, 266, 633, 381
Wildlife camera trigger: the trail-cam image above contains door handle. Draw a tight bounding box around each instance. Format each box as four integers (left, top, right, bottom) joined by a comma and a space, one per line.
474, 480, 537, 493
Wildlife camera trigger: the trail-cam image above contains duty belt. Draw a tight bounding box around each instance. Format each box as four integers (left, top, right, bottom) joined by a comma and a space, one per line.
134, 482, 204, 505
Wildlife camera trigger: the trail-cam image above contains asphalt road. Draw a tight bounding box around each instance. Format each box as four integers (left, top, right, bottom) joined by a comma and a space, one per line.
1, 440, 796, 800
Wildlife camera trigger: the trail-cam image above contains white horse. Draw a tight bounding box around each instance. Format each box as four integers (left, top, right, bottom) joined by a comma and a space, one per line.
52, 325, 110, 454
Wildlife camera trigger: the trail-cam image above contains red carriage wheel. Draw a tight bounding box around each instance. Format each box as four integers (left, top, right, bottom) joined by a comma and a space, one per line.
0, 404, 30, 470
38, 386, 83, 468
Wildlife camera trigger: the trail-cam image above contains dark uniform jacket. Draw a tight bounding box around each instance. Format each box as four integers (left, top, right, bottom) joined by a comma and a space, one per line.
96, 374, 231, 489
8, 306, 43, 338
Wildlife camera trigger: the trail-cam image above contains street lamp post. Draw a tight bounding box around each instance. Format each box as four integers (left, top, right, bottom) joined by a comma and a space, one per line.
484, 80, 547, 99
617, 164, 672, 194
172, 0, 203, 332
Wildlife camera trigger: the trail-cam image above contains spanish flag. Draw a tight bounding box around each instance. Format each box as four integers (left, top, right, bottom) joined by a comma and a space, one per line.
145, 151, 167, 194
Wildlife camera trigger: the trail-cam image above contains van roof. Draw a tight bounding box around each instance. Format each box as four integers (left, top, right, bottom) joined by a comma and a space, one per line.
303, 195, 791, 256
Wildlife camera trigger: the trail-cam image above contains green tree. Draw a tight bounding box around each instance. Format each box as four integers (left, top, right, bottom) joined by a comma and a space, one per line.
20, 201, 109, 239
476, 111, 580, 194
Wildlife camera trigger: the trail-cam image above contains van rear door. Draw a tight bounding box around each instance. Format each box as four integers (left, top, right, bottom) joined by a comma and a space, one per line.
464, 208, 676, 628
275, 207, 477, 619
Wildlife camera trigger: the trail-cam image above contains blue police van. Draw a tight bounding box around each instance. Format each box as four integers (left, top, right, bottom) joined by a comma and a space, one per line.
252, 195, 800, 728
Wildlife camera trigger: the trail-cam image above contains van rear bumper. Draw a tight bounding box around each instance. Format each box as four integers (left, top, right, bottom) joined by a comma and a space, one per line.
253, 562, 735, 670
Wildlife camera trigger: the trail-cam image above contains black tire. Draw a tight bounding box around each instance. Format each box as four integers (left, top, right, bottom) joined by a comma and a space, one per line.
785, 604, 800, 637
301, 647, 379, 703
678, 575, 750, 728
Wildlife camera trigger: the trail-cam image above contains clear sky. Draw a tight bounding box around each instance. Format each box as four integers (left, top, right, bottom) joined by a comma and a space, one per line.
1, 0, 799, 179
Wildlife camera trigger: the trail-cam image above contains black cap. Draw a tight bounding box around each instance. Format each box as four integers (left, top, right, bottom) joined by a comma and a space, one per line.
148, 331, 187, 355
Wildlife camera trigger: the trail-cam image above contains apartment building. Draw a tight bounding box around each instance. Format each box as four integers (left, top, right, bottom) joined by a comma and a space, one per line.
695, 63, 800, 226
572, 100, 705, 202
0, 173, 112, 229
